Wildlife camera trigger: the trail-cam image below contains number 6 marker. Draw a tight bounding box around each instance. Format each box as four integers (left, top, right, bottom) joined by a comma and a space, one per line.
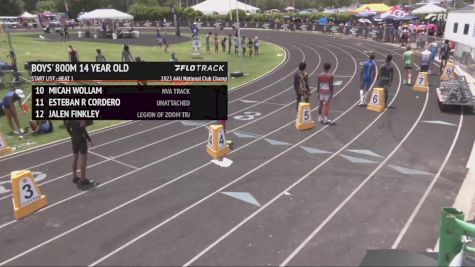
367, 88, 385, 112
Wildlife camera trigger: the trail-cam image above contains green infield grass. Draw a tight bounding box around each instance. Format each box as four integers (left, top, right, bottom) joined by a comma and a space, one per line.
0, 30, 285, 154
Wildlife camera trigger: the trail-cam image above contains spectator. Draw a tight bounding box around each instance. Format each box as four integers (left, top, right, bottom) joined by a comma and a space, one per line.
162, 31, 169, 53
156, 28, 162, 48
68, 45, 79, 62
170, 52, 178, 62
248, 37, 253, 57
206, 32, 211, 52
234, 35, 239, 55
95, 49, 106, 62
214, 33, 219, 54
64, 24, 69, 41
241, 36, 246, 56
228, 34, 232, 55
254, 36, 260, 56
26, 120, 53, 136
1, 89, 26, 135
122, 45, 134, 62
221, 36, 227, 53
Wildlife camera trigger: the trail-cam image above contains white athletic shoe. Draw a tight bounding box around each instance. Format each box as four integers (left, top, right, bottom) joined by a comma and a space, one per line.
13, 129, 21, 135
318, 115, 323, 123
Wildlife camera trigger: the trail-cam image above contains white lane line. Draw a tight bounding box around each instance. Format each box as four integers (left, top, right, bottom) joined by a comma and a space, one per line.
0, 45, 299, 182
260, 101, 287, 106
88, 152, 139, 170
89, 41, 357, 267
0, 42, 322, 226
280, 67, 427, 267
0, 121, 176, 180
391, 109, 464, 249
0, 121, 136, 162
184, 47, 397, 267
0, 43, 328, 266
0, 43, 290, 171
182, 101, 364, 267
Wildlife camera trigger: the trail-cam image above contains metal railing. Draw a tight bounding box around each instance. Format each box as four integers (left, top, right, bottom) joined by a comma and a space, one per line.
439, 208, 475, 267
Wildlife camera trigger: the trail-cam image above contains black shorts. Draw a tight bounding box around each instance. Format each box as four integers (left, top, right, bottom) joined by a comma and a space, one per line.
404, 66, 412, 69
72, 137, 88, 155
421, 65, 429, 72
378, 80, 390, 88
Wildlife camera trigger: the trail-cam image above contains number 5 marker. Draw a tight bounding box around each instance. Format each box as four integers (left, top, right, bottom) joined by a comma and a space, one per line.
295, 102, 315, 131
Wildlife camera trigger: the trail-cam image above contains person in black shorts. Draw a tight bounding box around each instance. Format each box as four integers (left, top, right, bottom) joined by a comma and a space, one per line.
64, 120, 94, 186
439, 40, 451, 74
64, 24, 69, 41
377, 55, 394, 108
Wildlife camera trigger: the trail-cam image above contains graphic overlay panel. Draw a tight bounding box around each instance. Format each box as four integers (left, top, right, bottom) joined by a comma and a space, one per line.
31, 62, 228, 120
30, 62, 228, 83
32, 85, 227, 120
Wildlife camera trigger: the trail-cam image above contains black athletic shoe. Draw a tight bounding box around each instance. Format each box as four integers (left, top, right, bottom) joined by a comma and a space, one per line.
79, 179, 95, 186
72, 176, 80, 183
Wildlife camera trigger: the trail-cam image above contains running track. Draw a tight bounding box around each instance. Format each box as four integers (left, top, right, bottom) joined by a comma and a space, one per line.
0, 30, 473, 266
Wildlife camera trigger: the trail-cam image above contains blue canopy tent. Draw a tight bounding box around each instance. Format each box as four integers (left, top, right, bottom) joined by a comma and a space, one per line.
319, 17, 329, 24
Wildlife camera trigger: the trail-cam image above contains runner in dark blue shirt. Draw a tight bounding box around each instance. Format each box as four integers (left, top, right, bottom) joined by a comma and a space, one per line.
359, 54, 376, 106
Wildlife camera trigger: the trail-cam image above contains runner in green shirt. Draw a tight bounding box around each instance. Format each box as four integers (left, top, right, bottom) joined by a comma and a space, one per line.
403, 46, 413, 85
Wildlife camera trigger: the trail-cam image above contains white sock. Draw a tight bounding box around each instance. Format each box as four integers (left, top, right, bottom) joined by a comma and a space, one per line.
359, 90, 364, 103
408, 74, 411, 84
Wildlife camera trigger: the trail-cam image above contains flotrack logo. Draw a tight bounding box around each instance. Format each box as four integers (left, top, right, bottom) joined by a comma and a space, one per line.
174, 64, 225, 72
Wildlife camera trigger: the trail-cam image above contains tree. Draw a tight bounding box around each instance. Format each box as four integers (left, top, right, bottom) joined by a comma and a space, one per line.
23, 0, 39, 12
35, 0, 57, 12
0, 0, 24, 16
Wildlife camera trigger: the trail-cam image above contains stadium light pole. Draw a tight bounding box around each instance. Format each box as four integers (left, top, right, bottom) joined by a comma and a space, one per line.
230, 0, 244, 77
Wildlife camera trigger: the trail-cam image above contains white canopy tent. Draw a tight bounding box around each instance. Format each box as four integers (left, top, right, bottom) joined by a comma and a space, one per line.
191, 0, 260, 15
19, 12, 37, 19
411, 3, 447, 14
77, 9, 133, 20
